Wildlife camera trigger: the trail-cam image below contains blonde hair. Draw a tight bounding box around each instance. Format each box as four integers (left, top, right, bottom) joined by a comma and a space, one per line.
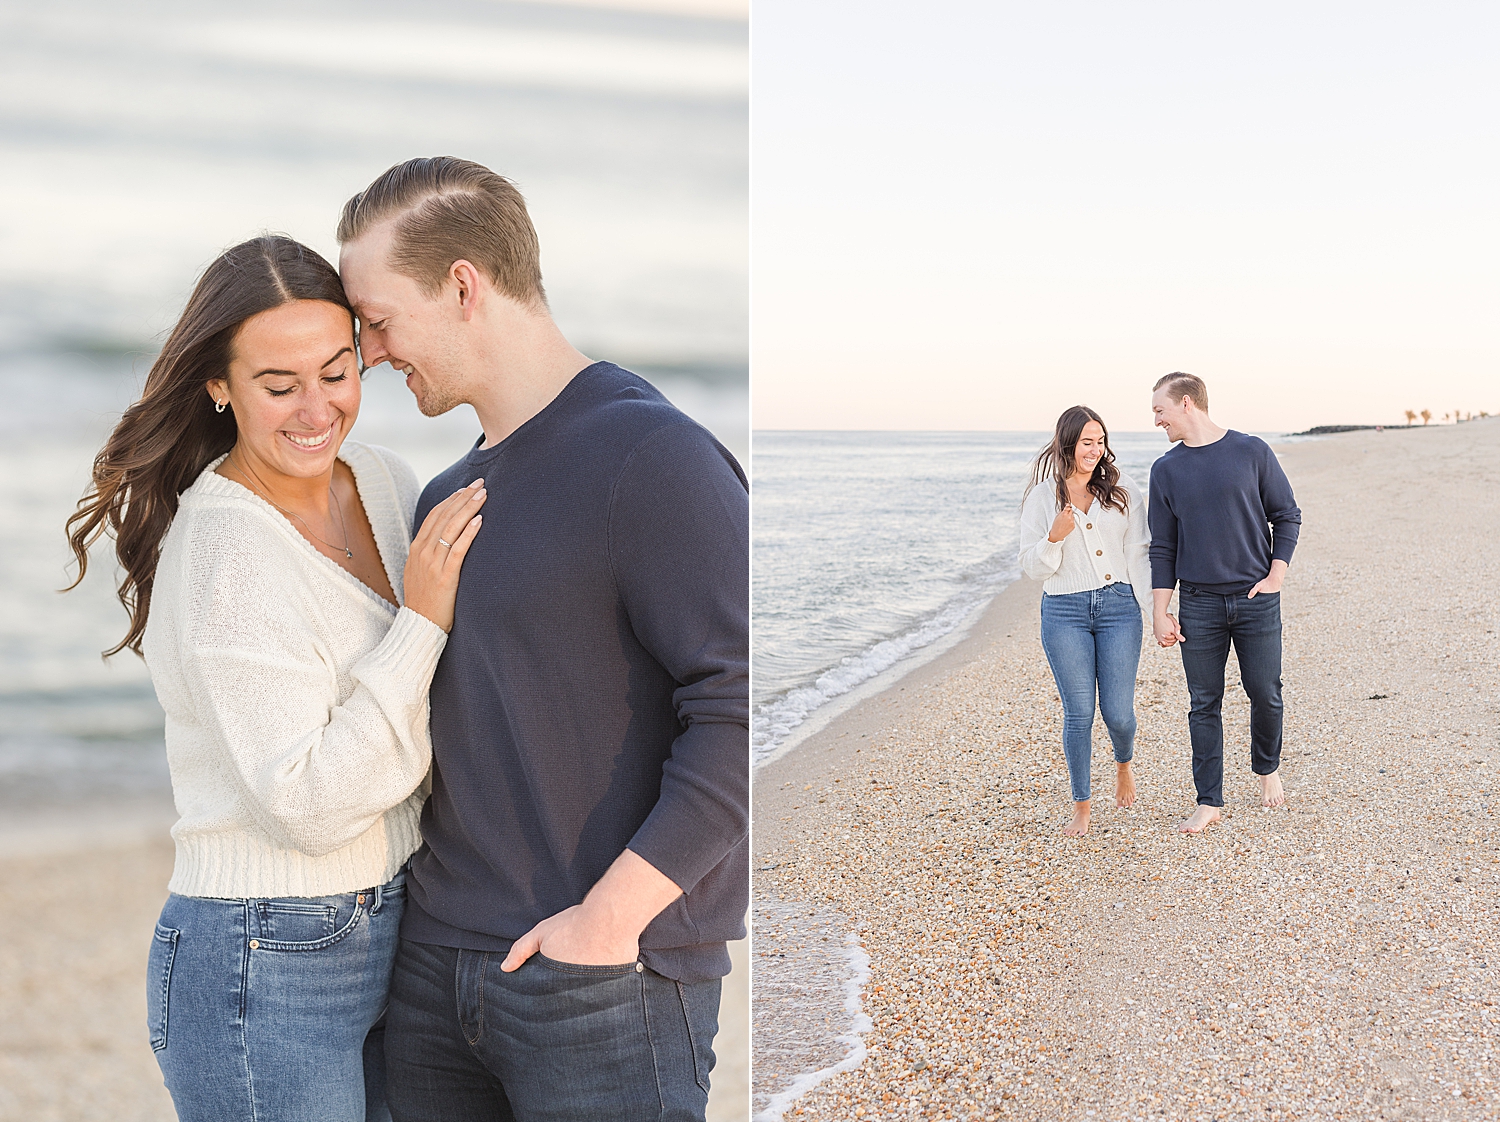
337, 156, 546, 306
1153, 371, 1208, 411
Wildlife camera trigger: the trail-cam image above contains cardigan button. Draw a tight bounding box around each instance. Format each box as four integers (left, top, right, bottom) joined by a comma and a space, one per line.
1105, 574, 1112, 580
1096, 550, 1103, 556
1086, 523, 1093, 529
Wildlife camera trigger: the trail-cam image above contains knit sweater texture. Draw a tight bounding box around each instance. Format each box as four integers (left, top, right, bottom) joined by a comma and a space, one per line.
402, 361, 749, 984
142, 440, 446, 899
1147, 430, 1302, 593
1018, 471, 1155, 620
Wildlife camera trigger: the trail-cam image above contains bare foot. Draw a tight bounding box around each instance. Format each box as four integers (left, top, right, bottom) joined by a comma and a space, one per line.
1260, 771, 1286, 808
1178, 805, 1221, 834
1115, 762, 1136, 809
1063, 801, 1090, 836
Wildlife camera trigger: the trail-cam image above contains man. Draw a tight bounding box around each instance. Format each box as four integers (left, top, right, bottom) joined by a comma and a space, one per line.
338, 157, 748, 1120
1148, 372, 1301, 834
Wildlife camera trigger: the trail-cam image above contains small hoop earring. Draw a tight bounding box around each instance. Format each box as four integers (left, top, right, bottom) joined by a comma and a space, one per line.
215, 399, 226, 413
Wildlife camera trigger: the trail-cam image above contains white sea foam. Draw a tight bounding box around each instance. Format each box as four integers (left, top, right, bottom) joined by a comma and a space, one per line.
752, 929, 873, 1122
750, 567, 1013, 765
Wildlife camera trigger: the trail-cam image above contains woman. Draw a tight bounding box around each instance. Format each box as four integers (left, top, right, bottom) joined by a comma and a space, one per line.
65, 236, 486, 1121
1019, 405, 1153, 837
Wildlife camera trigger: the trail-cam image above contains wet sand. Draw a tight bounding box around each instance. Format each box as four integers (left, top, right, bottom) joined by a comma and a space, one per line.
753, 419, 1500, 1120
0, 801, 750, 1122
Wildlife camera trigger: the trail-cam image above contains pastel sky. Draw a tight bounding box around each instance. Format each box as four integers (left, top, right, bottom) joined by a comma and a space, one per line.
752, 1, 1498, 433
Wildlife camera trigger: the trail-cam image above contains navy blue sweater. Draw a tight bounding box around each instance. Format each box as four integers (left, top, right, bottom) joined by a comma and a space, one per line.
402, 362, 749, 984
1147, 430, 1302, 594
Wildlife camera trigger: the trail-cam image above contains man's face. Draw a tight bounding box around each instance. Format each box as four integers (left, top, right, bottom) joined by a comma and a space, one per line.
1151, 387, 1190, 442
340, 224, 467, 417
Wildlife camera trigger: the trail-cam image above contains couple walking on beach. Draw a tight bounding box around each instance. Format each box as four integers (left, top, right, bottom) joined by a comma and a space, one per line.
1020, 373, 1302, 836
66, 157, 749, 1121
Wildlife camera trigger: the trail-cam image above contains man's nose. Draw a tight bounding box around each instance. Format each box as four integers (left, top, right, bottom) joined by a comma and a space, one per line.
359, 330, 389, 368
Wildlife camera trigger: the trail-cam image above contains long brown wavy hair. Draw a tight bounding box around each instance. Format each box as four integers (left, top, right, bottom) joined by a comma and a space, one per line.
64, 236, 352, 657
1025, 404, 1129, 514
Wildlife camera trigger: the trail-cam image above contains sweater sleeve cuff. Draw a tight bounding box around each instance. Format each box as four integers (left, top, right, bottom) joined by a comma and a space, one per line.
627, 801, 746, 897
1023, 537, 1064, 578
360, 606, 448, 686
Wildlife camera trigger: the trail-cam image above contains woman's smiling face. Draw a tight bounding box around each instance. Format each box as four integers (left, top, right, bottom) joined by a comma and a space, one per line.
208, 299, 360, 480
1074, 419, 1107, 474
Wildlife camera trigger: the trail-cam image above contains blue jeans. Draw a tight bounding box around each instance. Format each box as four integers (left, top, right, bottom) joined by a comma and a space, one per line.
1175, 585, 1284, 806
148, 870, 406, 1122
1039, 583, 1142, 802
384, 939, 721, 1122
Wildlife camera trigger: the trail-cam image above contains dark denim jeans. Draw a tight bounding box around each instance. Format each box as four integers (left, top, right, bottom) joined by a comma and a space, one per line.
1176, 585, 1284, 806
149, 871, 406, 1122
1038, 583, 1142, 802
384, 939, 720, 1122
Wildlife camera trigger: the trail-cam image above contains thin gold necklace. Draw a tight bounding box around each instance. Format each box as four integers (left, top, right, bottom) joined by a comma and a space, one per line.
228, 451, 354, 560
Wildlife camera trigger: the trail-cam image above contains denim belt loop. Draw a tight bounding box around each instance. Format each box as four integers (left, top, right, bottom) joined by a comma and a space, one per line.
369, 888, 384, 915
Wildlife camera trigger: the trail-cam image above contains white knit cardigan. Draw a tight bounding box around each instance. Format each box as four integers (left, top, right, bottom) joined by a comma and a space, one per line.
1018, 471, 1155, 621
142, 440, 445, 899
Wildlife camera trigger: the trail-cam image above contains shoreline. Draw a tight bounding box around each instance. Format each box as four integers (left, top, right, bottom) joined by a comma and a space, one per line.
753, 585, 1015, 770
751, 576, 1045, 1119
752, 574, 1043, 855
751, 419, 1500, 1119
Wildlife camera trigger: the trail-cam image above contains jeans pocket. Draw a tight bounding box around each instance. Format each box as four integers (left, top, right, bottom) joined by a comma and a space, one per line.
252, 895, 364, 951
536, 953, 639, 977
678, 978, 720, 1096
147, 924, 179, 1053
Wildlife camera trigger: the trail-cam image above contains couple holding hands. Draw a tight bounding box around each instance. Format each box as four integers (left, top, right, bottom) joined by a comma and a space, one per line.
1020, 373, 1303, 836
68, 157, 748, 1121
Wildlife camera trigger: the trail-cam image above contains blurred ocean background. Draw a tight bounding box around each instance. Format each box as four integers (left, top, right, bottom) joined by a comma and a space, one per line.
0, 0, 746, 809
751, 431, 1178, 766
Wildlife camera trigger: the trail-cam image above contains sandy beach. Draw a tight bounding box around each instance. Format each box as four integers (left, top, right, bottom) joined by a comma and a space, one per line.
753, 419, 1500, 1120
0, 804, 750, 1122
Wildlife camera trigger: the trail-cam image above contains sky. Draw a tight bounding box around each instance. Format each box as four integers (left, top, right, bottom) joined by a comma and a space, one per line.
752, 0, 1499, 433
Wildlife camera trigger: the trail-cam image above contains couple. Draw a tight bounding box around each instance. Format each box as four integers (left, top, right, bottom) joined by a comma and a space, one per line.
65, 157, 748, 1121
1020, 373, 1302, 836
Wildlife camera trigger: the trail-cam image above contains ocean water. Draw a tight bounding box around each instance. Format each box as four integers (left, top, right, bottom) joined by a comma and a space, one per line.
0, 0, 745, 806
750, 430, 1175, 765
